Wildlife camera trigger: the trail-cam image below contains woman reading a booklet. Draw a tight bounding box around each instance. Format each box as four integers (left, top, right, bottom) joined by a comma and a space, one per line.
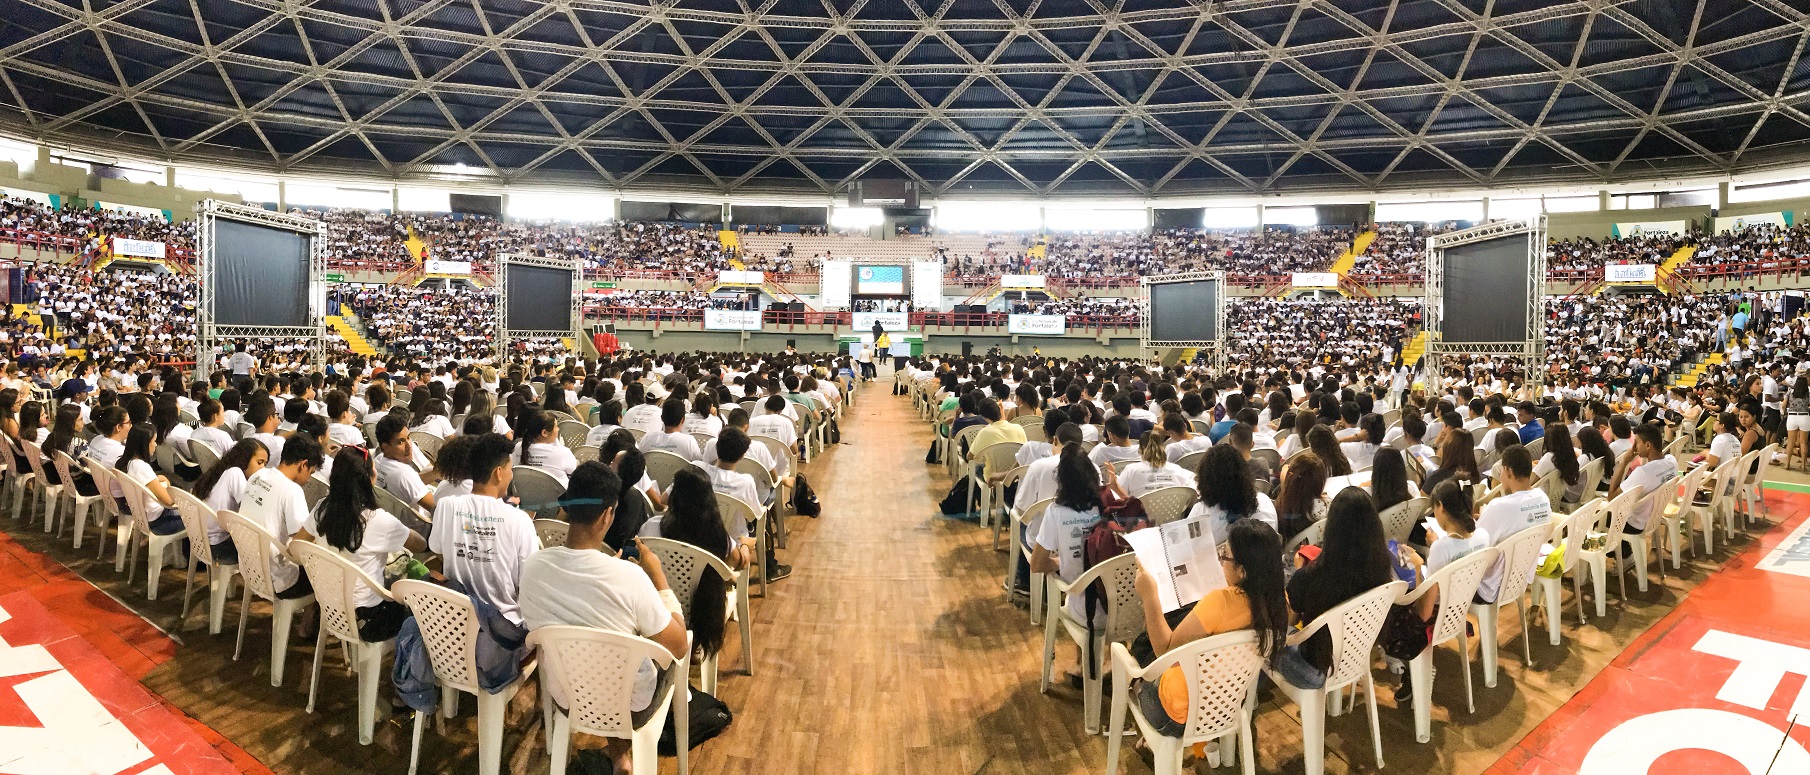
1131, 520, 1289, 762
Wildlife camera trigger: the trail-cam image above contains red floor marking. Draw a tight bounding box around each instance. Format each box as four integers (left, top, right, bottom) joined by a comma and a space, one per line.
0, 531, 271, 775
1495, 491, 1810, 774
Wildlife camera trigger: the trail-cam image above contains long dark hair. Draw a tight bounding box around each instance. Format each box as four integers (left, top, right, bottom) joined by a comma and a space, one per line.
661, 468, 729, 657
150, 394, 181, 444
1544, 423, 1580, 486
116, 426, 156, 472
1312, 487, 1394, 587
1437, 431, 1481, 482
1307, 425, 1351, 476
1196, 444, 1258, 517
516, 409, 556, 467
316, 448, 379, 554
1369, 448, 1412, 513
1054, 436, 1101, 513
1575, 426, 1613, 465
17, 400, 42, 446
1225, 520, 1290, 667
46, 403, 81, 456
195, 439, 266, 500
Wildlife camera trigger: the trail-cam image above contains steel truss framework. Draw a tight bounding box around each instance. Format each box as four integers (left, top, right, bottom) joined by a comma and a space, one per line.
1422, 216, 1546, 394
195, 198, 327, 377
5, 1, 1810, 197
495, 252, 582, 360
1140, 270, 1226, 371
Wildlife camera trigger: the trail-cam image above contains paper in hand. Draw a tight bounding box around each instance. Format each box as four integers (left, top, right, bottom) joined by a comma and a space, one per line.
1124, 512, 1229, 612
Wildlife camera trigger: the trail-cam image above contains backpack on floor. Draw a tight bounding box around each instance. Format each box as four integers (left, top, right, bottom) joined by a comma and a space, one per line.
658, 685, 732, 755
792, 473, 821, 518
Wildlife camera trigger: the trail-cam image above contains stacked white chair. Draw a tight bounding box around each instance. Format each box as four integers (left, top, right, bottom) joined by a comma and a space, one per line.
1469, 523, 1550, 688
170, 487, 239, 634
218, 509, 316, 687
1533, 499, 1605, 630
52, 451, 107, 550
392, 579, 536, 775
1395, 548, 1500, 743
715, 493, 769, 596
1105, 631, 1267, 775
1266, 580, 1408, 775
115, 473, 186, 600
642, 536, 751, 695
291, 540, 397, 746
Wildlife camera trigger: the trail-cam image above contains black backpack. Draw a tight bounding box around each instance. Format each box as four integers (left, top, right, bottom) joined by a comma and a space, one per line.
658, 686, 732, 755
792, 473, 821, 517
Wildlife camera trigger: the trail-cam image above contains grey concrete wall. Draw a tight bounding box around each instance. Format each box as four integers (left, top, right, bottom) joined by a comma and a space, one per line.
1546, 204, 1712, 241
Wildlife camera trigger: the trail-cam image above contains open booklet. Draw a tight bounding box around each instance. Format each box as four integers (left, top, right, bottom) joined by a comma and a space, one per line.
1123, 511, 1229, 612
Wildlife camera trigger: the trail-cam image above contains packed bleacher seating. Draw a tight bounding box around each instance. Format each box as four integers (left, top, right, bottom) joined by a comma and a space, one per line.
1225, 299, 1420, 372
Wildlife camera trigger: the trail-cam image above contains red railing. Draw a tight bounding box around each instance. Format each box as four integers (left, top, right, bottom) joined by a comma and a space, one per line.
584, 306, 1141, 330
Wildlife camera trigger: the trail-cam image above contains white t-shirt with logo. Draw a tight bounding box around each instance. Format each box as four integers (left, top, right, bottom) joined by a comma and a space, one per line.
1034, 503, 1104, 621
428, 494, 537, 624
240, 467, 310, 592
1475, 488, 1551, 602
1117, 461, 1196, 497
519, 547, 673, 712
376, 454, 430, 509
201, 465, 248, 545
1622, 456, 1679, 531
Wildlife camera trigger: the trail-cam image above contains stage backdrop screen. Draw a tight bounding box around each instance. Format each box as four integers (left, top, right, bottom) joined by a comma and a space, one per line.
1440, 234, 1531, 343
856, 265, 905, 295
1148, 280, 1219, 342
505, 264, 575, 332
214, 219, 310, 327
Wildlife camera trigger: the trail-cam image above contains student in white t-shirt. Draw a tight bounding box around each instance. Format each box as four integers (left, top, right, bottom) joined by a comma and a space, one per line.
1184, 444, 1280, 539
1116, 431, 1196, 496
1703, 411, 1741, 468
244, 397, 286, 465
191, 399, 236, 459
1399, 480, 1491, 624
1474, 445, 1551, 603
1608, 424, 1678, 535
584, 401, 626, 447
298, 447, 426, 641
639, 399, 704, 462
515, 409, 579, 487
681, 393, 723, 438
747, 395, 799, 450
325, 391, 366, 447
1032, 444, 1107, 660
117, 426, 185, 534
193, 438, 268, 564
429, 433, 538, 625
374, 414, 435, 518
1088, 416, 1140, 469
237, 433, 323, 600
83, 405, 131, 498
520, 461, 687, 775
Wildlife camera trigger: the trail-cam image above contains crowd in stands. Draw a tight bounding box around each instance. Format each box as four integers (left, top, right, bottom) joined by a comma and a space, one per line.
340, 285, 501, 361
937, 228, 1357, 280
1546, 232, 1687, 273
0, 196, 194, 260
1006, 295, 1139, 318
1225, 299, 1420, 372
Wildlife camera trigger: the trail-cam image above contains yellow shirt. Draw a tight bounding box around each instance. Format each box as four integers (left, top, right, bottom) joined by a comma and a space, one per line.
970, 420, 1028, 474
1157, 586, 1254, 723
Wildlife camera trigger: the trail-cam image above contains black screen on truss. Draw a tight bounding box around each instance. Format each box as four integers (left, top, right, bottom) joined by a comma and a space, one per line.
505, 264, 575, 332
1440, 234, 1531, 344
213, 219, 311, 327
1148, 280, 1219, 342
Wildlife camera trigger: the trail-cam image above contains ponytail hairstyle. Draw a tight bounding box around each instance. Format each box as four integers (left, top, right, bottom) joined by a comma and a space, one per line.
316, 448, 380, 554
516, 409, 556, 467
1137, 429, 1167, 468
1428, 479, 1476, 533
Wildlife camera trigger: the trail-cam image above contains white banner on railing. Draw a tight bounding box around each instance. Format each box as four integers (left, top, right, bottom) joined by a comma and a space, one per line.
1713, 211, 1792, 233
1001, 274, 1046, 289
110, 237, 166, 259
1008, 314, 1066, 335
717, 270, 765, 286
1604, 264, 1657, 283
851, 311, 910, 332
703, 309, 763, 331
424, 259, 471, 275
1611, 220, 1688, 237
1292, 272, 1339, 288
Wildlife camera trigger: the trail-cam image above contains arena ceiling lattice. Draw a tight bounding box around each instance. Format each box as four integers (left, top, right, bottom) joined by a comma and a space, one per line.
2, 0, 1809, 198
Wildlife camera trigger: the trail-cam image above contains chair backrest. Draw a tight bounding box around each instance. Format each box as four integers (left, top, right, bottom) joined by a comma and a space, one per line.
1492, 523, 1552, 606
1311, 580, 1409, 689
1190, 420, 1211, 436
190, 439, 222, 472
19, 440, 48, 481
558, 420, 591, 449
1751, 444, 1779, 494
169, 486, 221, 568
303, 471, 331, 510
1664, 434, 1689, 460
50, 450, 83, 492
1155, 629, 1267, 743
409, 432, 443, 464
1377, 497, 1428, 545
1282, 519, 1327, 559
523, 625, 676, 739
1011, 414, 1043, 428
641, 537, 736, 623
153, 441, 181, 478
732, 458, 777, 499
980, 442, 1022, 475
1554, 498, 1605, 572
1067, 553, 1144, 644
1533, 469, 1565, 506
952, 425, 983, 456
1525, 437, 1545, 457
642, 450, 693, 492
115, 470, 157, 533
392, 579, 482, 693
750, 435, 793, 472
1250, 448, 1282, 476
1578, 457, 1607, 499
1418, 547, 1500, 646
1139, 486, 1198, 525
1175, 449, 1207, 474
178, 408, 199, 426
217, 510, 282, 600
573, 444, 601, 464
374, 483, 426, 527
1601, 485, 1643, 546
510, 466, 567, 517
1021, 425, 1047, 443
291, 540, 390, 644
534, 518, 569, 548
715, 492, 762, 538
1733, 449, 1763, 495
235, 421, 255, 440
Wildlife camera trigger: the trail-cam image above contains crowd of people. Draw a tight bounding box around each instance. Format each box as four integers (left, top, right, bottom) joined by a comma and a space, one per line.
1225, 299, 1420, 373
937, 228, 1359, 280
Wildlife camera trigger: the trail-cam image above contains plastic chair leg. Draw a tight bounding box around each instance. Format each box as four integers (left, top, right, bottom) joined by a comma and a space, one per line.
1363, 671, 1385, 768
356, 645, 384, 745
1038, 608, 1057, 693
1105, 664, 1130, 774
737, 587, 753, 677
1410, 648, 1434, 743
209, 569, 236, 635
306, 628, 329, 713
1474, 604, 1500, 689
1300, 687, 1327, 775
476, 689, 510, 775
701, 649, 719, 695
271, 598, 309, 687
408, 710, 427, 775
233, 587, 252, 661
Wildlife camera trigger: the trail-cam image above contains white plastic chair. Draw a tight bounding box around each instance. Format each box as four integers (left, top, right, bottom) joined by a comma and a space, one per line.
170, 487, 239, 635
115, 472, 185, 599
1618, 486, 1671, 593
972, 442, 1022, 525
1265, 580, 1408, 775
510, 465, 567, 520
52, 451, 106, 550
1659, 465, 1706, 569
533, 518, 570, 548
1007, 499, 1052, 625
1378, 497, 1428, 545
1532, 499, 1604, 631
1139, 486, 1198, 526
642, 536, 750, 695
1040, 552, 1143, 734
1470, 523, 1550, 688
19, 440, 59, 533
1396, 547, 1500, 743
1105, 631, 1266, 775
557, 420, 590, 449
526, 625, 689, 775
1695, 457, 1739, 555
218, 509, 316, 687
642, 449, 693, 493
1576, 487, 1640, 611
1736, 447, 1770, 528
5, 438, 37, 522
392, 579, 536, 775
291, 540, 396, 745
715, 493, 769, 597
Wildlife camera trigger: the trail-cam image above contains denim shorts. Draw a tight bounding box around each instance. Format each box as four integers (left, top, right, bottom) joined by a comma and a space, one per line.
1137, 679, 1187, 737
1275, 645, 1328, 689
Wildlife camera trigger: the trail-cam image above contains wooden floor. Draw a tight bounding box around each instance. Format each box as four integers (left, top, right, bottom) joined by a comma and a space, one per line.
0, 377, 1784, 774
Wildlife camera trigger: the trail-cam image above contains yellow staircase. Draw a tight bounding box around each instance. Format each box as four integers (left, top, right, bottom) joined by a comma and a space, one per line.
1654, 245, 1696, 293
1672, 352, 1721, 389
1329, 230, 1377, 277
1400, 330, 1430, 366
326, 315, 378, 356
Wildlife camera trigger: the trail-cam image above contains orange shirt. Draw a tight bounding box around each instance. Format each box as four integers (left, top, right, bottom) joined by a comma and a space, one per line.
1157, 586, 1254, 723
